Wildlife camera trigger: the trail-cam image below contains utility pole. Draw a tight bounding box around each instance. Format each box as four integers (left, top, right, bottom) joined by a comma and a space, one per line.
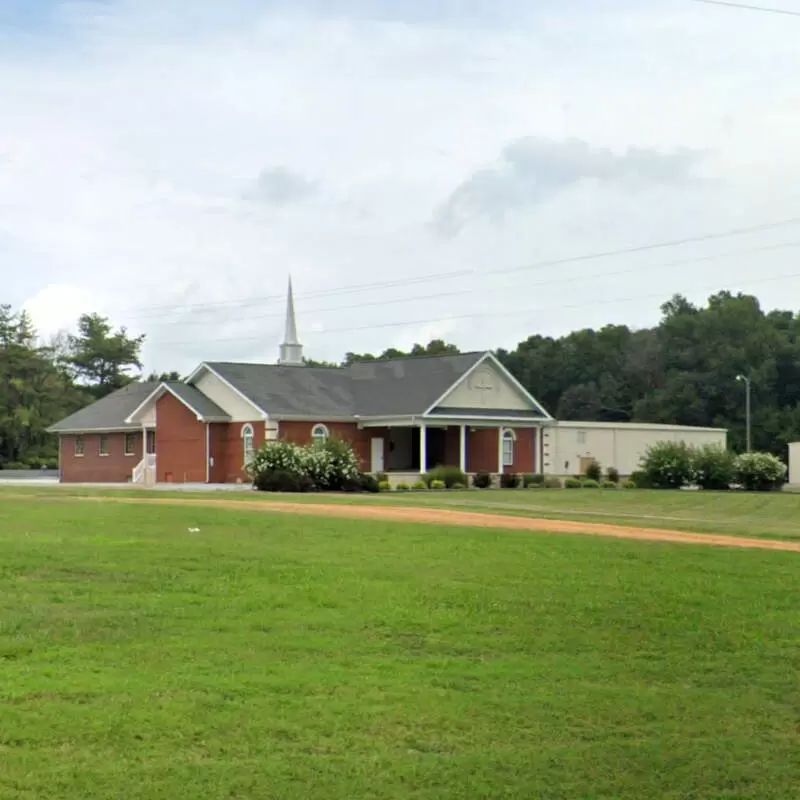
736, 374, 752, 452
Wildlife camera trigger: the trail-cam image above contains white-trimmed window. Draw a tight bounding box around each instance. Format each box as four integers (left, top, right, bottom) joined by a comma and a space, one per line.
311, 423, 329, 445
99, 435, 110, 457
502, 429, 516, 467
124, 433, 137, 457
577, 430, 587, 445
242, 424, 255, 466
74, 436, 85, 457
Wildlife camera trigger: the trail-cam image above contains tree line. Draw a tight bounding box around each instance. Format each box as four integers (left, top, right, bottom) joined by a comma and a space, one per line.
0, 307, 171, 469
314, 290, 800, 456
1, 289, 796, 468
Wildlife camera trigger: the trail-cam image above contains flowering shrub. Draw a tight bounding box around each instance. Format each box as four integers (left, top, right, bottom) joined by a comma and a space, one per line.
640, 441, 697, 489
733, 452, 787, 492
249, 437, 361, 492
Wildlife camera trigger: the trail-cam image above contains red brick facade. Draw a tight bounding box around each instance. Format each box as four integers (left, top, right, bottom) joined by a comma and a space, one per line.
154, 393, 207, 484
59, 416, 537, 484
60, 431, 143, 483
209, 420, 265, 484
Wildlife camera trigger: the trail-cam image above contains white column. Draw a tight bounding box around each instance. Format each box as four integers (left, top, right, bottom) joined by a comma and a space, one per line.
419, 424, 427, 475
459, 425, 467, 473
497, 427, 505, 475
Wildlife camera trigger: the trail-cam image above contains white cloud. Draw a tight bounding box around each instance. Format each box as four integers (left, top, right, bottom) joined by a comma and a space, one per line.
2, 0, 800, 374
22, 282, 103, 339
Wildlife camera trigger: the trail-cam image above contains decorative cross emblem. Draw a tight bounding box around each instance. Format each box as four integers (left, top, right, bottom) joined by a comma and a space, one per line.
472, 377, 494, 405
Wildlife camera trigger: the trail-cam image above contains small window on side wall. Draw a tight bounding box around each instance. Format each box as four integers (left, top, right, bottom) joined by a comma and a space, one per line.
75, 436, 85, 457
502, 429, 516, 467
577, 430, 587, 445
311, 423, 329, 445
241, 424, 255, 466
99, 435, 110, 457
124, 433, 137, 456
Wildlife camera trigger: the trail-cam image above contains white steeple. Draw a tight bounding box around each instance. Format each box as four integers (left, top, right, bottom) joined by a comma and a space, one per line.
278, 275, 304, 366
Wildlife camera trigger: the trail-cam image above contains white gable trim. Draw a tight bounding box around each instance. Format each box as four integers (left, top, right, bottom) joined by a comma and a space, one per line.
422, 351, 553, 419
185, 363, 268, 419
484, 352, 554, 420
124, 382, 228, 424
422, 352, 491, 415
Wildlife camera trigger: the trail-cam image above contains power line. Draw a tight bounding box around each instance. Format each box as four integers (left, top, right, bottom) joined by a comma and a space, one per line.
690, 0, 800, 17
137, 238, 800, 328
151, 267, 800, 348
118, 215, 800, 319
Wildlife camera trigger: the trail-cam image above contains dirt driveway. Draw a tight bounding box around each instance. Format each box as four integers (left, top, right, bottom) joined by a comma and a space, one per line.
71, 495, 800, 553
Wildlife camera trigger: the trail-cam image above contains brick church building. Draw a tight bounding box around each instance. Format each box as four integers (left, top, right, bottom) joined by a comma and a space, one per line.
48, 281, 553, 485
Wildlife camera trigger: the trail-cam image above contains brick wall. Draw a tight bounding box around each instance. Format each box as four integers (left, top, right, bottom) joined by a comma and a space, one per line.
208, 423, 229, 484
467, 428, 499, 473
507, 428, 536, 474
155, 394, 207, 484
217, 421, 265, 483
466, 428, 536, 474
279, 421, 372, 471
60, 431, 142, 483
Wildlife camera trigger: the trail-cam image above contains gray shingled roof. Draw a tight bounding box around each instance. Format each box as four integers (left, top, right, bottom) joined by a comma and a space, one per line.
205, 363, 357, 417
47, 381, 159, 433
347, 352, 488, 416
48, 351, 548, 434
162, 382, 231, 421
205, 352, 489, 418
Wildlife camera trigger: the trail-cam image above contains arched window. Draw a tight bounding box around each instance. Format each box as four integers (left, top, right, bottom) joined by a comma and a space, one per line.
502, 428, 516, 467
311, 423, 329, 445
242, 423, 255, 465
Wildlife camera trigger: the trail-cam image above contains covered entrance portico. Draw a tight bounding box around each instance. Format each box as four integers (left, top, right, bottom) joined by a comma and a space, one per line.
359, 414, 551, 476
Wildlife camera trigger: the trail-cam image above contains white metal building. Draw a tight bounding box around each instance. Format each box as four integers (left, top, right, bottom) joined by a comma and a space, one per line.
788, 442, 800, 486
542, 421, 728, 477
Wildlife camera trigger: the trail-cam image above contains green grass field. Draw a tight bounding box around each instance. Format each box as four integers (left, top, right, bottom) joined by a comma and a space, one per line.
1, 495, 798, 798
5, 483, 800, 540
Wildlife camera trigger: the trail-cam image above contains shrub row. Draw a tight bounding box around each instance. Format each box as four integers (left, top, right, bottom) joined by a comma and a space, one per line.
564, 477, 635, 489
0, 457, 59, 471
640, 442, 786, 492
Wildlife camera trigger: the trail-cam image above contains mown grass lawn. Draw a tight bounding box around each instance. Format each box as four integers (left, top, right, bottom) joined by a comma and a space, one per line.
5, 483, 800, 540
1, 497, 798, 798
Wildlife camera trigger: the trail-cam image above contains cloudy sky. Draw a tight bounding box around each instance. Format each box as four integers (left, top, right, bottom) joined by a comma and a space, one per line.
2, 0, 800, 373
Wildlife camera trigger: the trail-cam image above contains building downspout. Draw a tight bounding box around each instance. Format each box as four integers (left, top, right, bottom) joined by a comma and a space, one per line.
205, 423, 211, 484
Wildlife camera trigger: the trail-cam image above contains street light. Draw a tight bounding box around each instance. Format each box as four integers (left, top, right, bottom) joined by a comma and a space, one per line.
736, 374, 752, 453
